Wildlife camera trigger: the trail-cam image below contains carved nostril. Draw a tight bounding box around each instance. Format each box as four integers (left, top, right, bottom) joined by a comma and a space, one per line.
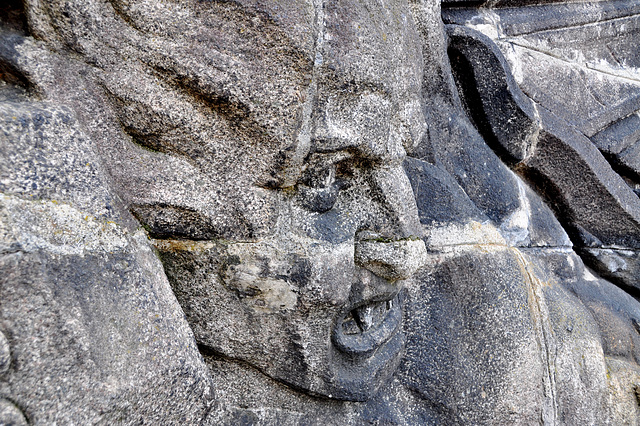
354, 235, 427, 281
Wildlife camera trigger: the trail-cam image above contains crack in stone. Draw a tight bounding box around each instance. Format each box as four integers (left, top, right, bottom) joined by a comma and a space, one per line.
512, 248, 558, 425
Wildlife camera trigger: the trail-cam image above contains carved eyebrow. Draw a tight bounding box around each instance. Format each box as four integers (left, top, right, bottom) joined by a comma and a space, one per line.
332, 76, 392, 98
304, 151, 354, 170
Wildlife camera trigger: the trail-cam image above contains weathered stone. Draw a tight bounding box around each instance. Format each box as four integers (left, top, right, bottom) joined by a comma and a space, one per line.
355, 238, 427, 281
1, 0, 640, 424
0, 90, 213, 424
446, 21, 640, 292
0, 398, 27, 426
0, 331, 9, 375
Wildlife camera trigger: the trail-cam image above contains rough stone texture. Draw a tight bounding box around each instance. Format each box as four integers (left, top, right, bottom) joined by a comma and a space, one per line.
1, 0, 640, 424
0, 331, 9, 375
0, 93, 214, 424
0, 398, 27, 426
444, 8, 640, 294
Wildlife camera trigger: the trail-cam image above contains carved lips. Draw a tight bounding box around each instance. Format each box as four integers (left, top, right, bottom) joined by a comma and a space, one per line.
333, 292, 403, 358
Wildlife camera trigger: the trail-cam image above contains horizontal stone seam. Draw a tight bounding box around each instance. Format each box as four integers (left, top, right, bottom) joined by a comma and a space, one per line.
506, 40, 640, 85
501, 11, 640, 38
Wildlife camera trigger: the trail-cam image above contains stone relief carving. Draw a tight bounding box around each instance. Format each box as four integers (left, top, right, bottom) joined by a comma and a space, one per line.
1, 0, 640, 424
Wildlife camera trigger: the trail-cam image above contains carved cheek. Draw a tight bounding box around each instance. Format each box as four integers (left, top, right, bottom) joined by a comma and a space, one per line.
303, 243, 357, 308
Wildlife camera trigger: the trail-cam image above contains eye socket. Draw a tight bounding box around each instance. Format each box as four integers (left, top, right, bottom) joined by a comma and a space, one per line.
300, 163, 334, 187
297, 164, 348, 213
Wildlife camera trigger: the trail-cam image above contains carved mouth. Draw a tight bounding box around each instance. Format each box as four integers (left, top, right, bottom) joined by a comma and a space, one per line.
332, 293, 402, 358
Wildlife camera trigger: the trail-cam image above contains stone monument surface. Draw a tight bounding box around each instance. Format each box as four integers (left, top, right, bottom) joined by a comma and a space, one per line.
1, 0, 640, 424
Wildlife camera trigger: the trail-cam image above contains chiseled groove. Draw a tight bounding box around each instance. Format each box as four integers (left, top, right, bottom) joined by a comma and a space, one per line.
582, 99, 640, 139
427, 242, 572, 250
507, 40, 640, 86
503, 8, 640, 37
591, 110, 640, 148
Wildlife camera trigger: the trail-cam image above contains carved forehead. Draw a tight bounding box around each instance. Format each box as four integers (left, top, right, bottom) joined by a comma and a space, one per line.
34, 0, 422, 94
320, 0, 423, 95
31, 1, 423, 148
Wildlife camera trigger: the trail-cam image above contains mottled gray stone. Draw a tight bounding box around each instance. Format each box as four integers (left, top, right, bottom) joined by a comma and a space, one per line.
0, 398, 27, 426
0, 331, 9, 375
0, 91, 213, 424
1, 0, 640, 424
440, 1, 640, 422
401, 249, 547, 424
446, 20, 640, 292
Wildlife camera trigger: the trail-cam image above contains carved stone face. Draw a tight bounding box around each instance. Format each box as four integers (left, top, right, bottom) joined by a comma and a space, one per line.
28, 0, 427, 400
156, 151, 427, 400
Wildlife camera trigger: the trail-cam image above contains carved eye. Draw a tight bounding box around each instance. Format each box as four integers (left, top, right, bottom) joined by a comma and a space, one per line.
297, 165, 346, 213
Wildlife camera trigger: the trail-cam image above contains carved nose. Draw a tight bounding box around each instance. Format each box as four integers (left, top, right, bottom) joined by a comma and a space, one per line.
353, 163, 427, 281
354, 236, 427, 281
369, 164, 423, 238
